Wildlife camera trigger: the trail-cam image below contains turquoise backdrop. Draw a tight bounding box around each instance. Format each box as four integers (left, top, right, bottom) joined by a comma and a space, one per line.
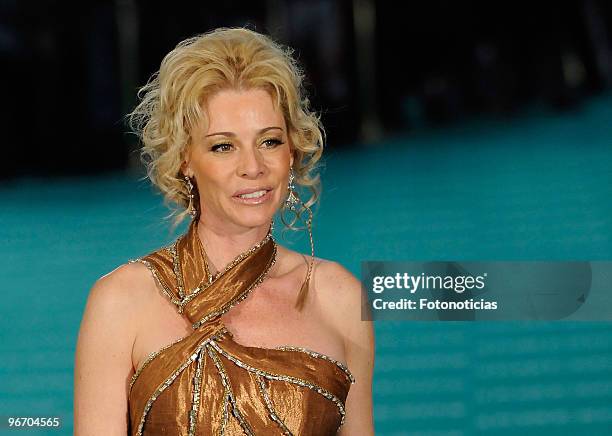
1, 94, 611, 435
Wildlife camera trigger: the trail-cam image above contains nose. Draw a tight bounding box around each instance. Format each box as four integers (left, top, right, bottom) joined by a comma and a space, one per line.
237, 146, 266, 179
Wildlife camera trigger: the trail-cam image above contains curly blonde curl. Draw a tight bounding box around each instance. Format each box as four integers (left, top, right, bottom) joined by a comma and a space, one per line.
127, 27, 324, 230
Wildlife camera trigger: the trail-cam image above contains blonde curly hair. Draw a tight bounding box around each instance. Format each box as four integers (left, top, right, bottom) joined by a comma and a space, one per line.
128, 27, 324, 229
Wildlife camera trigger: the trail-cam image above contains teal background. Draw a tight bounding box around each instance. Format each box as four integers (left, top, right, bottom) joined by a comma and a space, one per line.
1, 94, 611, 435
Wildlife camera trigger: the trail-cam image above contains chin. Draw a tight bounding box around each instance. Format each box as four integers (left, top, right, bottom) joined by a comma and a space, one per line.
232, 209, 276, 229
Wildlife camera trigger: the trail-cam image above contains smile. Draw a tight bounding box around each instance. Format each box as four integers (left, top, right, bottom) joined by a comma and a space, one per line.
238, 190, 267, 199
232, 188, 273, 205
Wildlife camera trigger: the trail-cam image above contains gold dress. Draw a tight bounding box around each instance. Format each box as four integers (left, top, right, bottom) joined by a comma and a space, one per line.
127, 221, 355, 435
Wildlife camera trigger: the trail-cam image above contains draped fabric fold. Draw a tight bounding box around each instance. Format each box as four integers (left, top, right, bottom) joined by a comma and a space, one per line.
127, 221, 354, 435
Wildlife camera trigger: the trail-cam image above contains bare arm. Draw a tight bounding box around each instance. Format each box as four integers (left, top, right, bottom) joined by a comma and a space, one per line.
317, 261, 375, 436
74, 264, 141, 435
339, 309, 375, 435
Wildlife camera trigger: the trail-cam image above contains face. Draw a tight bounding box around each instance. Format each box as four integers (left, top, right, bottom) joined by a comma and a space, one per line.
184, 88, 294, 232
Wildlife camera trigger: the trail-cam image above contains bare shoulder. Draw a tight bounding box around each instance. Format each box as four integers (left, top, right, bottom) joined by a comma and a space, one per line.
74, 261, 156, 434
77, 261, 158, 369
96, 260, 155, 293
312, 259, 364, 324
86, 261, 154, 316
78, 261, 156, 359
313, 259, 375, 435
314, 259, 361, 293
308, 259, 371, 350
275, 247, 361, 320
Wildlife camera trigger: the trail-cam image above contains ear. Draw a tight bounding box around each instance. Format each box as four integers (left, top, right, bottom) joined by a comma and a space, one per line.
181, 163, 195, 179
181, 149, 194, 178
289, 150, 295, 168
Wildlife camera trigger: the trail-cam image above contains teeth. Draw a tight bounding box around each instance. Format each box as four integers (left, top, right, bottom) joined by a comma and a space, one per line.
238, 190, 267, 199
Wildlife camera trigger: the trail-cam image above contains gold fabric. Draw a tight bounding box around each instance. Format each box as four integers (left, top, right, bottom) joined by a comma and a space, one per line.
127, 221, 355, 435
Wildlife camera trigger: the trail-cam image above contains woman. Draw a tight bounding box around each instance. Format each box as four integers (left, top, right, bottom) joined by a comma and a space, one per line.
74, 27, 374, 435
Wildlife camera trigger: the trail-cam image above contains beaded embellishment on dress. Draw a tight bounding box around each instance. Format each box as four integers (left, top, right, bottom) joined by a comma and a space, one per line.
127, 221, 354, 435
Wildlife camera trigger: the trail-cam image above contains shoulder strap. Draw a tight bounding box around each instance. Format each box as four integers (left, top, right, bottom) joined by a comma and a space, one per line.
132, 221, 277, 328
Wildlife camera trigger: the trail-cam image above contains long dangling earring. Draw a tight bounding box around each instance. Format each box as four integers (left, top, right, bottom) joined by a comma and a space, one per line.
298, 205, 315, 309
285, 168, 299, 211
184, 176, 197, 218
286, 167, 315, 310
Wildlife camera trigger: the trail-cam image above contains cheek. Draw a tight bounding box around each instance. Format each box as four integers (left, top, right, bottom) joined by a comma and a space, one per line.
194, 164, 230, 199
269, 148, 292, 170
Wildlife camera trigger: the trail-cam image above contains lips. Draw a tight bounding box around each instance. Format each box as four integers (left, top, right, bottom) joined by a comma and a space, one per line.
237, 189, 267, 199
232, 186, 273, 197
232, 187, 273, 205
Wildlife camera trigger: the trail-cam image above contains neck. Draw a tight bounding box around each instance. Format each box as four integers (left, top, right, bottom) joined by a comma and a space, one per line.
195, 217, 271, 275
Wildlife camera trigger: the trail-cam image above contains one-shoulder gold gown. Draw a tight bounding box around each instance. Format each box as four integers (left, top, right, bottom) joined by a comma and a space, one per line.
127, 221, 355, 435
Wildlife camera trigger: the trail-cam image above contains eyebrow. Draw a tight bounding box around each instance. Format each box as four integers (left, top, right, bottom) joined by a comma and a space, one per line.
205, 126, 284, 138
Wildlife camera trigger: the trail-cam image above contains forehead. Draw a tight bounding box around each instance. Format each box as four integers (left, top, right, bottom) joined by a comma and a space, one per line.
203, 88, 285, 132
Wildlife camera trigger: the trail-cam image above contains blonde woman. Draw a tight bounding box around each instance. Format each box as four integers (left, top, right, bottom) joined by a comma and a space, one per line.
74, 27, 374, 435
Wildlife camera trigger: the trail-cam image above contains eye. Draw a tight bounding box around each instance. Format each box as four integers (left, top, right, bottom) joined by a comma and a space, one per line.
211, 143, 233, 153
262, 138, 284, 148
